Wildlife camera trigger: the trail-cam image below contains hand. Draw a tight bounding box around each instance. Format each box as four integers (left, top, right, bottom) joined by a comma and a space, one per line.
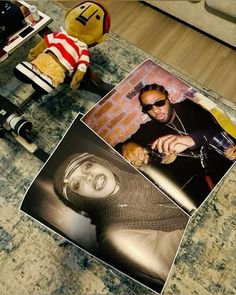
70, 69, 85, 89
151, 135, 195, 155
28, 48, 40, 61
28, 39, 47, 61
122, 142, 149, 167
224, 145, 236, 161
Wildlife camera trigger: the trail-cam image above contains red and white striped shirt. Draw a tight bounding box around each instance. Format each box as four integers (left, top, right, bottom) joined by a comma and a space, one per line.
44, 28, 89, 74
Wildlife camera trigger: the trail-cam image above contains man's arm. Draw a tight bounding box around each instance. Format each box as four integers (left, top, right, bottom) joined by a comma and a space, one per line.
180, 99, 222, 148
151, 100, 223, 155
151, 135, 195, 155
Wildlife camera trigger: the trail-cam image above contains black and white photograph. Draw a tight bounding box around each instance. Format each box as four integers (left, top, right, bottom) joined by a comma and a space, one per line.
20, 114, 190, 293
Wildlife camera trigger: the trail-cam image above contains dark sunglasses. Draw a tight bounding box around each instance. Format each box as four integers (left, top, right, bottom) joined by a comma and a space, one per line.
142, 98, 166, 113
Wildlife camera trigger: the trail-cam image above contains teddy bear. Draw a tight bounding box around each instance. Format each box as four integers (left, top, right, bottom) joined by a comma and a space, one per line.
14, 1, 110, 94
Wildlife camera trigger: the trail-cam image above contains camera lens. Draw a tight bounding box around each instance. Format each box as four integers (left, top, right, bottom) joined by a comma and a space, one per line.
6, 113, 33, 141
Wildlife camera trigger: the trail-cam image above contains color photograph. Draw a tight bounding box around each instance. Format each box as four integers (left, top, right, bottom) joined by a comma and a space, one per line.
82, 59, 236, 214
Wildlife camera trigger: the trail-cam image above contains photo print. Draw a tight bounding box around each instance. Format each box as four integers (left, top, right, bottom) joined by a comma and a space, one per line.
20, 114, 190, 293
82, 59, 236, 215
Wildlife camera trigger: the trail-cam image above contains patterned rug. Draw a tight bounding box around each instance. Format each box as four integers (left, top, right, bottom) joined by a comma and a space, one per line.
0, 1, 235, 294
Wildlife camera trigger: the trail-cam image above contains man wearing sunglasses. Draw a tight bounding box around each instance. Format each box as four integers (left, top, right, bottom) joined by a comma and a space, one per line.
116, 83, 231, 203
120, 84, 221, 166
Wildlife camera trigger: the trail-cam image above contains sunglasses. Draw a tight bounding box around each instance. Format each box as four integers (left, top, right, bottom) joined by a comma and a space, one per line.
142, 98, 167, 113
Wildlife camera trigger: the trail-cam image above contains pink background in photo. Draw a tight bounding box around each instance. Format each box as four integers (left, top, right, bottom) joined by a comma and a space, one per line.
83, 60, 192, 146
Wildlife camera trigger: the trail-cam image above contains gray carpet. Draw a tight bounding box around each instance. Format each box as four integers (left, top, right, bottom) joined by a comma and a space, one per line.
0, 1, 235, 294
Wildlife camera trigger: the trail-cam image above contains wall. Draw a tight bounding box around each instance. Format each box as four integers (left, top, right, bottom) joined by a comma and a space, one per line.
83, 60, 191, 146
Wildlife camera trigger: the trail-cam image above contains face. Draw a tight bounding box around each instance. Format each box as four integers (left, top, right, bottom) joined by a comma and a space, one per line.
140, 90, 174, 123
67, 160, 118, 198
65, 2, 107, 45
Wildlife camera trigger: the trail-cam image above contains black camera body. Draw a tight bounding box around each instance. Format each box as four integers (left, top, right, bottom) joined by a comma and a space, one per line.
0, 1, 25, 47
0, 94, 33, 142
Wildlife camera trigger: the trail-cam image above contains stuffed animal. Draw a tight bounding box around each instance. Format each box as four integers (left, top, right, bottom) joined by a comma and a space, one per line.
14, 1, 110, 93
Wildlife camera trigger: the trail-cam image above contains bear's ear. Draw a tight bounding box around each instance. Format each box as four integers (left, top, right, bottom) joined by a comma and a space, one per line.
64, 8, 72, 19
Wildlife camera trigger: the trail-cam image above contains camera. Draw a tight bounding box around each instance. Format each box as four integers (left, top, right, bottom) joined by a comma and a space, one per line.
0, 1, 25, 46
5, 112, 33, 141
0, 94, 34, 142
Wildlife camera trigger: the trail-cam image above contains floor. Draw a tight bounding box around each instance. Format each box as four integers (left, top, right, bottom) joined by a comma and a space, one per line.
0, 1, 235, 294
59, 0, 236, 103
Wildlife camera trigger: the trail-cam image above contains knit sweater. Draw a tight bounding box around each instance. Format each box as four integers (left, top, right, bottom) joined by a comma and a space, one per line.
44, 28, 89, 74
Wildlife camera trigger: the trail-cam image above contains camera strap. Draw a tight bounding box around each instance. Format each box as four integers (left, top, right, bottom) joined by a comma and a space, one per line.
33, 148, 49, 162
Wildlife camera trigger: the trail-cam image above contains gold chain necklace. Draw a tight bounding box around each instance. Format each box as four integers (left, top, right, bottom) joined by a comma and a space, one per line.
167, 112, 188, 135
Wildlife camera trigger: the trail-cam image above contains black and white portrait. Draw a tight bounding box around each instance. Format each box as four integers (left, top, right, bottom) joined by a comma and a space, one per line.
21, 114, 189, 293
